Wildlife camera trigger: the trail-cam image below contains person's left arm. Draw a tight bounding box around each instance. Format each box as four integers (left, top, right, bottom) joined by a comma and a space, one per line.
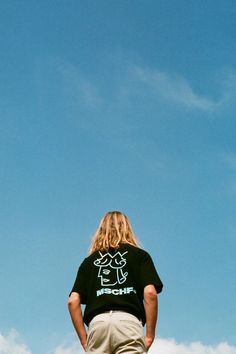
68, 292, 87, 351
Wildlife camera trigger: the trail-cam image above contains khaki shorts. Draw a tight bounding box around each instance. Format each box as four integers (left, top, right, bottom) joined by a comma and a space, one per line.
86, 311, 147, 354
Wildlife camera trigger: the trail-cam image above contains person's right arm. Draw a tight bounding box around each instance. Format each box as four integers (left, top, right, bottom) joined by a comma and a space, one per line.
143, 284, 158, 350
68, 292, 87, 351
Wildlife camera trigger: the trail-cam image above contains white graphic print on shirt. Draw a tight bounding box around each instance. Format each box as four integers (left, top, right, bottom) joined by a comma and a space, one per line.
94, 251, 128, 286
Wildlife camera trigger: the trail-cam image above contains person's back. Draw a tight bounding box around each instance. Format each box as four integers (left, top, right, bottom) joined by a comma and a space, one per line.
68, 211, 163, 354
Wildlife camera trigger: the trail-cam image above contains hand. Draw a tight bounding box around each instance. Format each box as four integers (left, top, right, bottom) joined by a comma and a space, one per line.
81, 341, 87, 352
144, 336, 154, 350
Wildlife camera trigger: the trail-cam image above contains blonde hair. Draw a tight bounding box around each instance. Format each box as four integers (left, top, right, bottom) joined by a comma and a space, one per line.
89, 211, 139, 254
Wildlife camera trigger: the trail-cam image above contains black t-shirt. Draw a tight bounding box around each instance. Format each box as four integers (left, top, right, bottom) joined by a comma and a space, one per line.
70, 244, 163, 326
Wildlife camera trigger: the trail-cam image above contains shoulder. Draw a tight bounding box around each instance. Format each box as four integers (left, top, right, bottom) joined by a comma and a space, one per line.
78, 251, 100, 269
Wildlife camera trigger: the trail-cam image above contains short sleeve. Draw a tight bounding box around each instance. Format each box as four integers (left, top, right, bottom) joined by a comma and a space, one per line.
139, 251, 163, 294
69, 262, 87, 303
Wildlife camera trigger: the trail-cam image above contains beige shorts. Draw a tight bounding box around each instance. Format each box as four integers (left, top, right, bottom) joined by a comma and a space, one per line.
86, 311, 147, 354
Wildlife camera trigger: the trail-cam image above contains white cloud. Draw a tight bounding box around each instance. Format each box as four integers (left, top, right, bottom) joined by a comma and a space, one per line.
0, 330, 31, 354
51, 337, 236, 354
51, 342, 83, 354
1, 331, 236, 354
149, 338, 236, 354
134, 66, 222, 111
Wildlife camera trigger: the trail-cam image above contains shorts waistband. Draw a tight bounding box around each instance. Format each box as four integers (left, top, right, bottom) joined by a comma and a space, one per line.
90, 311, 143, 324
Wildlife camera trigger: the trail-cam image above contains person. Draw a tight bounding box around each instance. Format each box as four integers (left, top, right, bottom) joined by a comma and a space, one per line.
68, 211, 163, 353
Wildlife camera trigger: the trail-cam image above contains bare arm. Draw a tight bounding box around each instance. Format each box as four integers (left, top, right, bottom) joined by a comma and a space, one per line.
68, 292, 87, 351
143, 284, 158, 350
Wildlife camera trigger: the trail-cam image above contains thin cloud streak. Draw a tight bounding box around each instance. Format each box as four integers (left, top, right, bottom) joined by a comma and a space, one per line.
55, 57, 103, 109
37, 56, 236, 116
36, 56, 103, 111
133, 66, 222, 111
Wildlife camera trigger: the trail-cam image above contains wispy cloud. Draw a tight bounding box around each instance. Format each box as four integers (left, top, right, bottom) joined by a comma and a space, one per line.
35, 56, 102, 111
54, 58, 103, 109
38, 55, 236, 116
0, 330, 31, 354
133, 66, 222, 111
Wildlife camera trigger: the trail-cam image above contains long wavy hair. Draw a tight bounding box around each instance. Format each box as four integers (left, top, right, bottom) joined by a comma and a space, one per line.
89, 211, 140, 254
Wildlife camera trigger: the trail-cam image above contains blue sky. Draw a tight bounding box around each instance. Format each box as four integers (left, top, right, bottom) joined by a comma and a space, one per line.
0, 1, 236, 353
